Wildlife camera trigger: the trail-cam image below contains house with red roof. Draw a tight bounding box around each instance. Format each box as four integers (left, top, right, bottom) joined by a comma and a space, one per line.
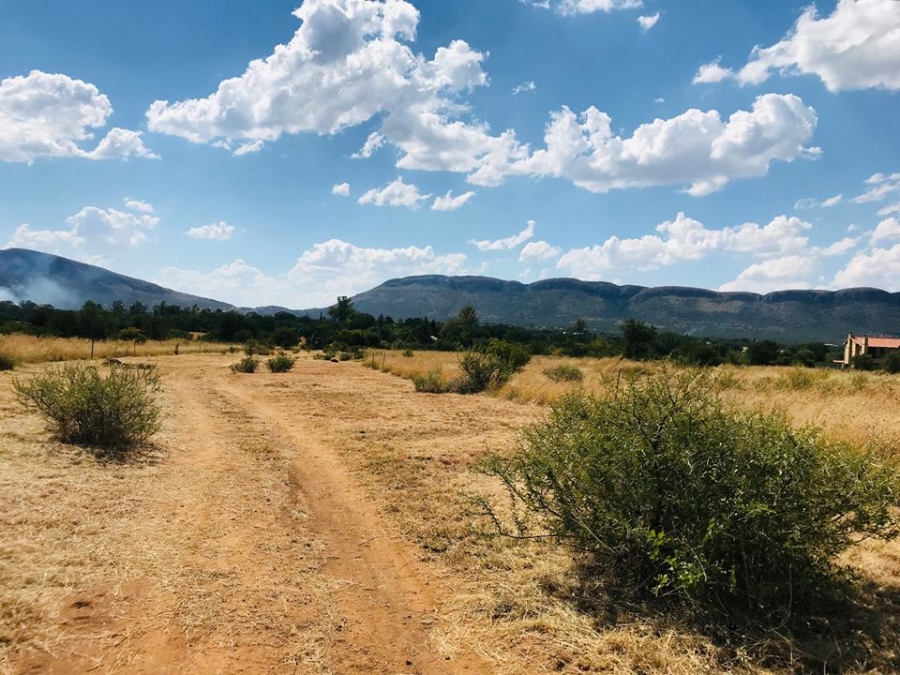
842, 334, 900, 367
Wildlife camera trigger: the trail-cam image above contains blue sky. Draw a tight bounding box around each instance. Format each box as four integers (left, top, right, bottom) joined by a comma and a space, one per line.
1, 0, 899, 308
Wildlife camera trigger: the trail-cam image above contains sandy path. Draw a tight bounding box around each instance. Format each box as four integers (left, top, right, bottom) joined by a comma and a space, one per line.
7, 355, 486, 674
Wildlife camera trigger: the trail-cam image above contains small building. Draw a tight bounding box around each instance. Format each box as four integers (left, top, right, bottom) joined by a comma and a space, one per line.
842, 334, 900, 366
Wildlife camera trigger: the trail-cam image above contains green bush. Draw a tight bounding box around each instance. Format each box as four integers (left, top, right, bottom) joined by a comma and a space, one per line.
411, 369, 450, 393
266, 353, 295, 373
454, 340, 531, 394
231, 356, 260, 373
882, 352, 900, 374
13, 364, 162, 452
0, 352, 16, 371
851, 353, 875, 371
542, 364, 584, 382
480, 370, 899, 621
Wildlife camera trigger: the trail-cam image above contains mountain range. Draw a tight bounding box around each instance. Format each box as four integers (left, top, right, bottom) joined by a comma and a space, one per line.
3, 248, 899, 342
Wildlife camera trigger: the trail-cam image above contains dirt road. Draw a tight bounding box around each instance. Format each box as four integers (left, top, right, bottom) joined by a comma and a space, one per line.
4, 354, 537, 674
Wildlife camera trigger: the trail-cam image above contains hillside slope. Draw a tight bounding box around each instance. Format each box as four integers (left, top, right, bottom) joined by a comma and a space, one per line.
351, 275, 900, 342
0, 248, 233, 311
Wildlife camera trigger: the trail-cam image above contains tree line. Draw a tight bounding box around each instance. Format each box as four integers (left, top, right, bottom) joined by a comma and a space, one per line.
0, 297, 842, 367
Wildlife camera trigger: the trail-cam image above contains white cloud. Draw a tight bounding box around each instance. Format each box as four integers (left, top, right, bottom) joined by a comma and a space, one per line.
497, 94, 818, 195
332, 182, 351, 197
4, 206, 158, 263
878, 203, 900, 217
692, 59, 734, 84
124, 198, 155, 213
358, 177, 431, 209
186, 221, 236, 240
871, 217, 900, 243
794, 193, 842, 209
719, 256, 816, 294
523, 0, 643, 16
470, 220, 536, 251
816, 237, 858, 257
0, 70, 157, 163
353, 132, 386, 159
736, 0, 900, 91
157, 238, 471, 308
556, 212, 815, 278
637, 12, 659, 31
431, 190, 475, 211
233, 140, 265, 156
654, 97, 665, 104
832, 244, 900, 290
512, 81, 537, 95
142, 3, 818, 198
520, 240, 562, 262
146, 1, 521, 179
852, 172, 900, 204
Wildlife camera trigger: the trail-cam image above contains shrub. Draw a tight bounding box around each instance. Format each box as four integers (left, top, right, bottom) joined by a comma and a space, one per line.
454, 340, 531, 394
231, 356, 259, 373
402, 349, 415, 357
851, 353, 875, 371
882, 352, 900, 374
266, 353, 295, 373
0, 352, 16, 371
542, 364, 584, 383
412, 369, 450, 393
13, 364, 162, 452
480, 370, 899, 622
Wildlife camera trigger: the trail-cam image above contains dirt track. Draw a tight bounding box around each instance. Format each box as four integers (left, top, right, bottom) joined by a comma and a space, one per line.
3, 354, 539, 674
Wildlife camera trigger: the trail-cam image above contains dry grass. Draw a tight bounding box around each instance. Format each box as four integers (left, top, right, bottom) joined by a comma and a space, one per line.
3, 352, 899, 674
0, 334, 230, 365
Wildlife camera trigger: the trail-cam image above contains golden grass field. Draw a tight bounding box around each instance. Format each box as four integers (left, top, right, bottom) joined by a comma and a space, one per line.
1, 342, 898, 674
0, 334, 228, 365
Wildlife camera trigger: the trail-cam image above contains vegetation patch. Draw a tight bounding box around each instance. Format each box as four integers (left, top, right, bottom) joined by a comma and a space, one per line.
13, 363, 162, 454
231, 356, 260, 373
266, 353, 296, 373
542, 364, 584, 383
0, 352, 16, 371
479, 369, 900, 625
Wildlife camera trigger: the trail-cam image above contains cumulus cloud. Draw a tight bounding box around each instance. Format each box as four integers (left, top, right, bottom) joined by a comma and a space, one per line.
512, 81, 537, 95
124, 198, 155, 213
159, 238, 469, 308
431, 190, 475, 211
832, 244, 900, 290
186, 221, 236, 240
142, 1, 807, 197
878, 203, 900, 217
332, 182, 351, 197
637, 12, 659, 31
520, 240, 562, 262
852, 172, 900, 204
146, 0, 523, 179
724, 0, 900, 91
871, 217, 900, 243
719, 256, 816, 294
495, 94, 818, 195
358, 177, 431, 209
692, 59, 734, 84
523, 0, 643, 16
0, 70, 157, 163
470, 220, 536, 251
4, 206, 159, 263
556, 212, 817, 278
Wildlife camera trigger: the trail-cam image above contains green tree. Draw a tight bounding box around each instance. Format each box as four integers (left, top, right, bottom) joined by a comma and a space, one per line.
328, 296, 356, 323
621, 318, 657, 360
79, 301, 108, 359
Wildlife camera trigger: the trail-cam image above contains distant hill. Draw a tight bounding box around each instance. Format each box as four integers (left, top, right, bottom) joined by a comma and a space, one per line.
3, 249, 898, 342
350, 275, 900, 342
0, 248, 233, 311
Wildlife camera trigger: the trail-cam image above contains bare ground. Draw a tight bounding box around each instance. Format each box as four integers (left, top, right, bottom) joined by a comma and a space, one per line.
0, 354, 536, 674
